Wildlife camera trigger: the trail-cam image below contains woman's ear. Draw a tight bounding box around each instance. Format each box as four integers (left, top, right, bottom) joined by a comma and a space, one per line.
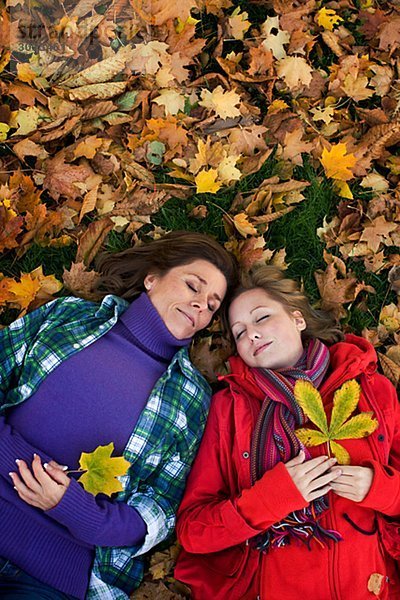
292, 310, 306, 331
144, 273, 157, 292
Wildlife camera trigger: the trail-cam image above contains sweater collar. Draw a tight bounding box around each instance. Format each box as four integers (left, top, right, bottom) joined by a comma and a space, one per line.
119, 292, 190, 361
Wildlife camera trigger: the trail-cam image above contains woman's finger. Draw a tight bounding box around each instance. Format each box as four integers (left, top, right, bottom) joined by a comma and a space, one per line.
15, 459, 42, 493
308, 469, 342, 492
307, 485, 332, 502
285, 450, 306, 467
10, 471, 37, 500
302, 455, 336, 476
44, 463, 70, 485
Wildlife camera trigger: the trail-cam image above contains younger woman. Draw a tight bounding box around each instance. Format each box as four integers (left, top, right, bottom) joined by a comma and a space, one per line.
176, 265, 400, 600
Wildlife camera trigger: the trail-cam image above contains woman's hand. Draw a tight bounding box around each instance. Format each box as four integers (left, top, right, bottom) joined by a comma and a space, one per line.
9, 453, 70, 510
330, 465, 374, 502
285, 450, 341, 502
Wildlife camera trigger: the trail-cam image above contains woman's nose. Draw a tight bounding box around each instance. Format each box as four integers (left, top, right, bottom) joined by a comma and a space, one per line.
248, 327, 260, 341
191, 295, 207, 311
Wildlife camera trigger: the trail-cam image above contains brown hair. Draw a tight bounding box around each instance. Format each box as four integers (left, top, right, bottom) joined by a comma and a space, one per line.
222, 264, 343, 345
96, 230, 238, 305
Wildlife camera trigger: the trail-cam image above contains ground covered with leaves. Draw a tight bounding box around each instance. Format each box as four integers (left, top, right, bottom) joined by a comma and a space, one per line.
1, 0, 400, 596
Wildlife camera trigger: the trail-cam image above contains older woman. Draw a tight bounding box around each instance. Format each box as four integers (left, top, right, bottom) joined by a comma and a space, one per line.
0, 231, 237, 600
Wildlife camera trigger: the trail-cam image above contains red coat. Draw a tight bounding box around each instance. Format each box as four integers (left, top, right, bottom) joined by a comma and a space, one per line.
176, 335, 400, 599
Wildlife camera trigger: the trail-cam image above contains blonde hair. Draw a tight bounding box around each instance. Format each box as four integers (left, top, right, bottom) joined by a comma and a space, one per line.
223, 265, 343, 345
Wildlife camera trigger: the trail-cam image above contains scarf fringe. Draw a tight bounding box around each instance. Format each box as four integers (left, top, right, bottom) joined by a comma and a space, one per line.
253, 503, 343, 552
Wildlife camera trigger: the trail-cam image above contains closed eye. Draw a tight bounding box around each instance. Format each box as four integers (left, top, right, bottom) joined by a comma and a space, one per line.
235, 330, 245, 340
186, 282, 198, 293
256, 315, 269, 322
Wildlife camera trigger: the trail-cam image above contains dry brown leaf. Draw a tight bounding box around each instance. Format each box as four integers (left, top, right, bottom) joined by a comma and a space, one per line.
76, 217, 114, 266
63, 262, 101, 300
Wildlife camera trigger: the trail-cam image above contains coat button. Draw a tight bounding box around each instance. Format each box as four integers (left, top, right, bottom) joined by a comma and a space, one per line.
378, 434, 385, 442
242, 451, 250, 459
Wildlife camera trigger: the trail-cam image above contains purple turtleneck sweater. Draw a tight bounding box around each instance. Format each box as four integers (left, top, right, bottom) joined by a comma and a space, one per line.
0, 293, 189, 598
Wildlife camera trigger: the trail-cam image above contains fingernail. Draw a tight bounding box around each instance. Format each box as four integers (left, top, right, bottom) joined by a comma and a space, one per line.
15, 459, 21, 465
33, 453, 38, 459
44, 463, 49, 469
8, 472, 14, 477
62, 465, 68, 471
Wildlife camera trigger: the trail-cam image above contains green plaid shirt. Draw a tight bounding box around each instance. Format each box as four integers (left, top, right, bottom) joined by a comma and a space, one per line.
0, 295, 211, 599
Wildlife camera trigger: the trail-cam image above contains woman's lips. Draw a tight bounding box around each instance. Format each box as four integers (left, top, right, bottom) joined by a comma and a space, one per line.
254, 341, 272, 356
177, 308, 195, 327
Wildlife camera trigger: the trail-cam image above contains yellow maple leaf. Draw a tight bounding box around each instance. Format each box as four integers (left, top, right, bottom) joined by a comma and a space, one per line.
295, 379, 378, 464
320, 143, 356, 181
74, 136, 103, 160
199, 86, 241, 120
218, 155, 242, 183
7, 273, 41, 310
0, 122, 10, 141
195, 169, 222, 193
228, 8, 251, 40
317, 7, 343, 31
233, 213, 258, 237
276, 56, 313, 91
333, 180, 353, 199
153, 89, 186, 116
379, 303, 400, 334
267, 99, 289, 114
16, 63, 39, 84
78, 442, 131, 496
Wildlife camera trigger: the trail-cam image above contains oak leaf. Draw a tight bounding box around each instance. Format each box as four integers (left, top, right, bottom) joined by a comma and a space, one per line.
295, 379, 378, 465
78, 442, 131, 497
320, 143, 356, 181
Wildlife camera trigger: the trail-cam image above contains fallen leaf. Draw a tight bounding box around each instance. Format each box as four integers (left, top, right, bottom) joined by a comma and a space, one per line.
320, 143, 356, 181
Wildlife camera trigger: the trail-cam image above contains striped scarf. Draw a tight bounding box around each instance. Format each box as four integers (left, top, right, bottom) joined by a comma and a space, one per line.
250, 338, 341, 552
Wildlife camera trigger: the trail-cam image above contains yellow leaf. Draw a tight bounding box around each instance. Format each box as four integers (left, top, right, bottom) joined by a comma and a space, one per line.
233, 213, 258, 237
228, 9, 251, 40
320, 143, 356, 181
330, 380, 361, 436
294, 380, 328, 434
217, 155, 242, 183
195, 169, 222, 194
329, 441, 351, 465
78, 442, 131, 497
199, 86, 241, 120
296, 428, 328, 447
276, 56, 313, 91
295, 379, 379, 464
74, 137, 103, 160
317, 7, 343, 31
333, 180, 353, 199
17, 63, 39, 84
153, 89, 186, 116
0, 123, 10, 141
334, 413, 378, 440
268, 99, 289, 114
8, 273, 41, 310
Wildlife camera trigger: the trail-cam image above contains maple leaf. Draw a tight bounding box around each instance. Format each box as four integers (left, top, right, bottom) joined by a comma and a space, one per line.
199, 86, 241, 120
195, 169, 222, 194
78, 442, 131, 496
228, 8, 251, 40
295, 379, 378, 465
261, 16, 290, 60
320, 143, 356, 181
233, 213, 257, 237
317, 8, 343, 31
281, 129, 313, 166
276, 56, 313, 91
153, 89, 186, 116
